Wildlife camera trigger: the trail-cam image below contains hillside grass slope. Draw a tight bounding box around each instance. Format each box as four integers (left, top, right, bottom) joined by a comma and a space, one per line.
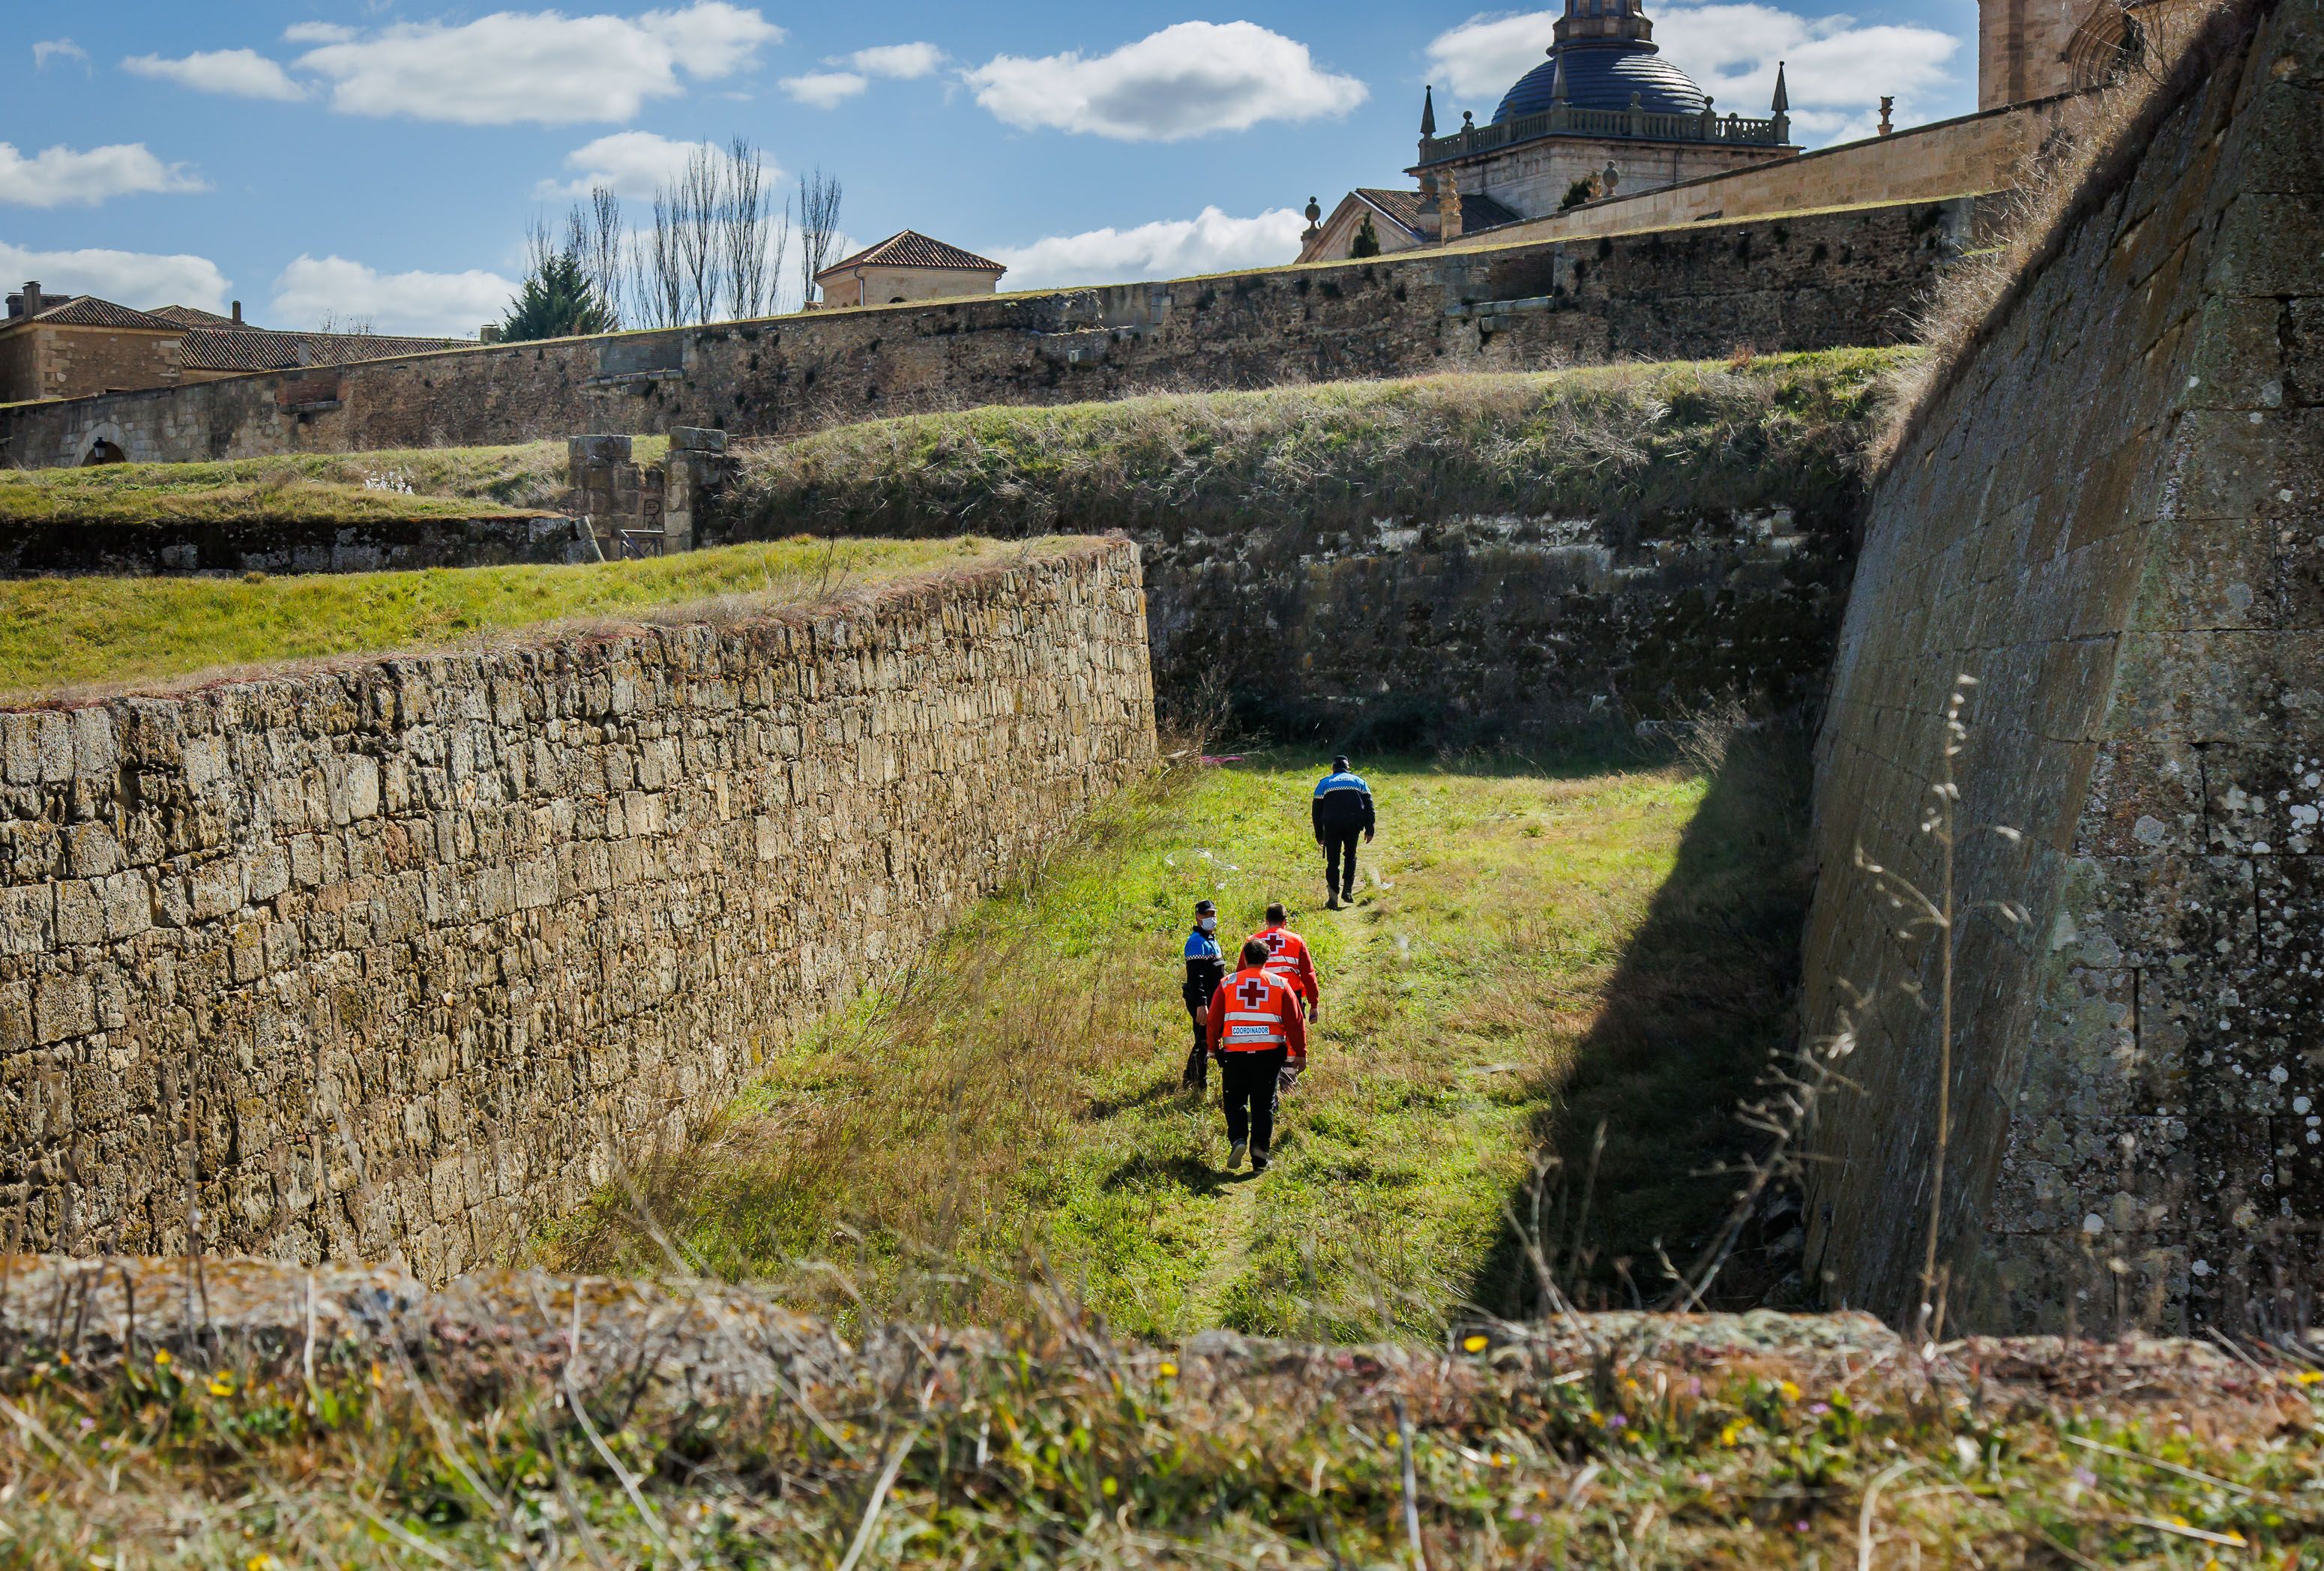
550, 729, 1810, 1343
713, 350, 1907, 542
0, 534, 1029, 701
0, 439, 615, 527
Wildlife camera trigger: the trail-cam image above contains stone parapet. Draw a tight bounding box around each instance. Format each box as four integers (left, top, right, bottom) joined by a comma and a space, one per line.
0, 540, 1157, 1282
0, 201, 1972, 471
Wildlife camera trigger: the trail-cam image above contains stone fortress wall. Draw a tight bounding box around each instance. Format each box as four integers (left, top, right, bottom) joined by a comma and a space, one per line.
0, 541, 1156, 1282
0, 200, 1972, 472
1799, 0, 2321, 1331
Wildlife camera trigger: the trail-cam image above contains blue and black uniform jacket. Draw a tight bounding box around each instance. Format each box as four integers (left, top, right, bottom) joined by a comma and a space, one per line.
1183, 926, 1226, 1010
1312, 770, 1376, 837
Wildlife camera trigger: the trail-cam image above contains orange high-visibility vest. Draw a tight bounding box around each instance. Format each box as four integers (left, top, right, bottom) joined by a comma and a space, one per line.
1249, 923, 1319, 1006
1206, 966, 1310, 1055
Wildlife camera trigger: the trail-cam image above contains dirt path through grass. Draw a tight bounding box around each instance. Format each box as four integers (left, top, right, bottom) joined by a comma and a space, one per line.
550, 741, 1809, 1343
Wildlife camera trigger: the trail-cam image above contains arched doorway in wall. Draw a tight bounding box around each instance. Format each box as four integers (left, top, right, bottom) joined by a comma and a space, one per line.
77, 422, 130, 465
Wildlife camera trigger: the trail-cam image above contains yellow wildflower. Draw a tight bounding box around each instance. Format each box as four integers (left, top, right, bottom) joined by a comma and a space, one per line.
1775, 1380, 1801, 1403
2294, 1371, 2322, 1387
1102, 1477, 1119, 1498
151, 1348, 171, 1368
1156, 1362, 1178, 1378
1462, 1333, 1490, 1354
208, 1372, 236, 1398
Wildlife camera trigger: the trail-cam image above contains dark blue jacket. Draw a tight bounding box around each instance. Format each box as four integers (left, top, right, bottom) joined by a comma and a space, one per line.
1313, 770, 1375, 836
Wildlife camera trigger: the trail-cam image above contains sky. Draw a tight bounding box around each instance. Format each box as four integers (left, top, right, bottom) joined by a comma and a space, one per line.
3, 0, 1980, 337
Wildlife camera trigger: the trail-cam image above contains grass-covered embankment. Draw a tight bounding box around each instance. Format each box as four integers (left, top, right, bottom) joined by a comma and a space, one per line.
0, 438, 613, 527
7, 1258, 2322, 1568
0, 534, 1026, 701
553, 728, 1809, 1342
714, 350, 1908, 541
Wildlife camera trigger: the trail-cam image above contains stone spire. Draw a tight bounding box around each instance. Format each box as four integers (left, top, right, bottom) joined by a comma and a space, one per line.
1770, 60, 1789, 112
1550, 48, 1569, 103
1421, 84, 1437, 137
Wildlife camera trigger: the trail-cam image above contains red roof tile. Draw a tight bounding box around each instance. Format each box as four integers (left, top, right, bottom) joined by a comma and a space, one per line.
8, 295, 182, 331
816, 230, 1007, 279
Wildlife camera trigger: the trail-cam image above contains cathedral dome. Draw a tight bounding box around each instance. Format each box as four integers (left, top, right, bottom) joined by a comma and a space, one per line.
1490, 0, 1712, 122
1493, 49, 1709, 121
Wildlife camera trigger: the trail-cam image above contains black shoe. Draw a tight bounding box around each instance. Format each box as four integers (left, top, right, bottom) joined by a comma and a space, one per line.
1251, 1148, 1271, 1173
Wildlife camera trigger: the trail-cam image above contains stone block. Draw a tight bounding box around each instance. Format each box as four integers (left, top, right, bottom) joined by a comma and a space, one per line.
669, 426, 726, 453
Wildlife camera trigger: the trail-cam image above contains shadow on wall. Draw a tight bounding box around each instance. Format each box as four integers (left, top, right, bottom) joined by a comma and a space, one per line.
1466, 721, 1816, 1318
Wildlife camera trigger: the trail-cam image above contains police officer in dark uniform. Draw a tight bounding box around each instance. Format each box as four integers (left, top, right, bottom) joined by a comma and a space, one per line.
1312, 756, 1376, 908
1181, 899, 1226, 1091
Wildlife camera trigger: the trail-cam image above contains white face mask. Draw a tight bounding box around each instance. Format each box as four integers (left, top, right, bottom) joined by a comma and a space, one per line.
1199, 917, 1217, 932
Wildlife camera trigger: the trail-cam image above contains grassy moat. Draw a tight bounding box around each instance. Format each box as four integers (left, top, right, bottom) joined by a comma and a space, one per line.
550, 732, 1813, 1343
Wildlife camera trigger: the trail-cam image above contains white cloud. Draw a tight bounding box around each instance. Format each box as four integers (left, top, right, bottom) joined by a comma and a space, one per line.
33, 39, 90, 71
0, 240, 230, 312
782, 71, 868, 107
537, 130, 738, 198
295, 2, 784, 125
1421, 5, 1960, 146
844, 42, 943, 78
966, 22, 1367, 142
281, 22, 358, 44
989, 206, 1309, 291
123, 48, 307, 101
0, 142, 208, 208
270, 255, 513, 337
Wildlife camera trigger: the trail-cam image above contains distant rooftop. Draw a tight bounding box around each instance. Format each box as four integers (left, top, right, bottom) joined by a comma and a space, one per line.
816, 230, 1008, 280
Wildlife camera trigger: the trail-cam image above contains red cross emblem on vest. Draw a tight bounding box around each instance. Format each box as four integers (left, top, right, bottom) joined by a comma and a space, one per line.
1236, 977, 1272, 1009
1264, 932, 1286, 953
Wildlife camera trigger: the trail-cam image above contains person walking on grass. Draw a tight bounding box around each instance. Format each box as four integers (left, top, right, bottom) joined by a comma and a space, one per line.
1250, 902, 1320, 1024
1180, 899, 1226, 1092
1312, 756, 1376, 908
1205, 938, 1308, 1172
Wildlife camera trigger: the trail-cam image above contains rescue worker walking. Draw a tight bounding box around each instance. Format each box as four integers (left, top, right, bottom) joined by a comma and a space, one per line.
1250, 902, 1319, 1023
1205, 938, 1309, 1172
1312, 756, 1376, 908
1180, 899, 1226, 1091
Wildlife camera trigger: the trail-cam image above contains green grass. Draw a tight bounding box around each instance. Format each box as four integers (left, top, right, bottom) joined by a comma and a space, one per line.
0, 438, 663, 525
552, 729, 1808, 1343
0, 534, 1042, 700
714, 351, 1908, 543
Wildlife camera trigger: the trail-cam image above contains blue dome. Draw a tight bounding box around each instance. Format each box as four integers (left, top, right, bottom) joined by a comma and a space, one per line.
1493, 46, 1709, 121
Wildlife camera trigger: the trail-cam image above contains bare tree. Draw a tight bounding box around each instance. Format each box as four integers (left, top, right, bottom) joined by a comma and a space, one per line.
720, 137, 787, 320
798, 167, 843, 307
673, 143, 722, 325
639, 190, 687, 329
568, 184, 626, 330
314, 310, 379, 338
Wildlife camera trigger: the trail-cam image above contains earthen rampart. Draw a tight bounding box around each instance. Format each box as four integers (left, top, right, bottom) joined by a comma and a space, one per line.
0, 513, 594, 578
1800, 0, 2317, 1331
0, 541, 1157, 1282
0, 202, 1971, 471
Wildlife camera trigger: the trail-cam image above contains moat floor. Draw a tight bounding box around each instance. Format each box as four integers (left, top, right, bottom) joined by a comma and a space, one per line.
549, 732, 1810, 1342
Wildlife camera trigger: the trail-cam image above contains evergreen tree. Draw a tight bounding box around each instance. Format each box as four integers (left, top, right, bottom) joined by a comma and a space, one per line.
501, 241, 615, 343
1350, 214, 1382, 259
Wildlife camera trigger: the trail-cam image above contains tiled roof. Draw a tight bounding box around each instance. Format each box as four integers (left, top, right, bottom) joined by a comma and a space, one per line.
9, 295, 182, 331
816, 230, 1007, 278
1355, 188, 1524, 243
148, 304, 244, 328
180, 327, 472, 373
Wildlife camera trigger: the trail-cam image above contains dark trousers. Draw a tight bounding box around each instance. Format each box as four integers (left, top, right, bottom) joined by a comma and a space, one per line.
1183, 1007, 1211, 1089
1323, 827, 1361, 897
1221, 1048, 1289, 1154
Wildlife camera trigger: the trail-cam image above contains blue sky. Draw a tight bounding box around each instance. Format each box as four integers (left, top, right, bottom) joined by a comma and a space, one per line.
4, 0, 1979, 335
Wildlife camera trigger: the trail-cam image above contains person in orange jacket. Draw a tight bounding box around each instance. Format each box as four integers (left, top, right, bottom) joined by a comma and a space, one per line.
1249, 902, 1319, 1023
1205, 938, 1309, 1172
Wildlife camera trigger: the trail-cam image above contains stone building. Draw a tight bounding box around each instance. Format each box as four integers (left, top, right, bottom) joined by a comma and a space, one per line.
813, 231, 1008, 309
1978, 0, 2216, 109
1301, 0, 1794, 262
0, 283, 468, 409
